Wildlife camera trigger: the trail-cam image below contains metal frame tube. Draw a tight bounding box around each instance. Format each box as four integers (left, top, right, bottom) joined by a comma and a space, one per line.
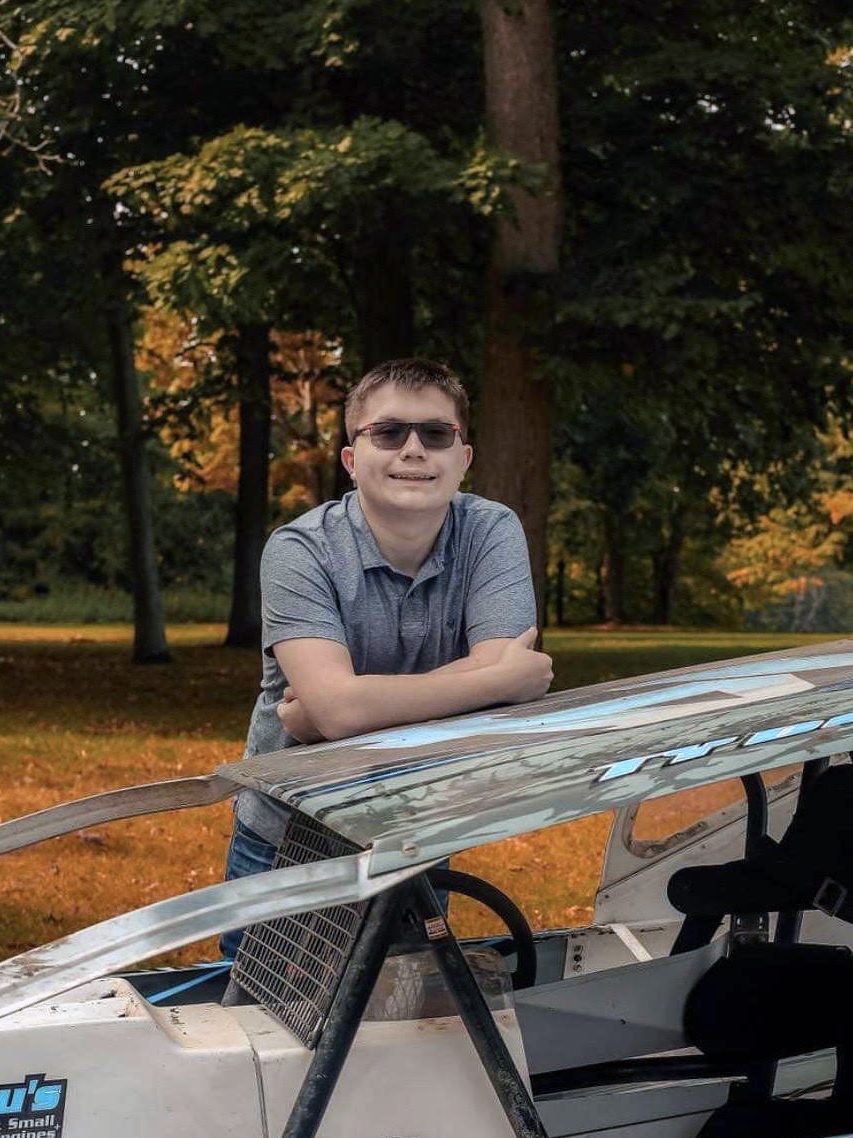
740, 773, 768, 857
281, 885, 402, 1138
281, 872, 548, 1138
410, 876, 548, 1138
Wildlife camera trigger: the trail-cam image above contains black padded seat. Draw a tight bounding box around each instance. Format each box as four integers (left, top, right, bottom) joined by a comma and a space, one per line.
697, 1099, 853, 1138
669, 766, 853, 923
685, 943, 853, 1137
674, 767, 853, 1135
668, 851, 799, 917
684, 943, 853, 1062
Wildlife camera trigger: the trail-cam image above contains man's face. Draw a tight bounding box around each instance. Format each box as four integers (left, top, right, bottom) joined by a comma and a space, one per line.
341, 385, 473, 520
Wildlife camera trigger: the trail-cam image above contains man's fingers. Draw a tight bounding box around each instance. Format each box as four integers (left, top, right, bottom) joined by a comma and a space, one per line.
277, 689, 298, 723
514, 626, 538, 648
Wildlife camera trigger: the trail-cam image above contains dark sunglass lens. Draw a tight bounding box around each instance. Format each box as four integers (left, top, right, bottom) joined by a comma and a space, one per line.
419, 423, 456, 449
370, 423, 409, 449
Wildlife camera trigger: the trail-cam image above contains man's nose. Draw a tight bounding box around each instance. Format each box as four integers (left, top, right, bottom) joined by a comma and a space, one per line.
399, 427, 427, 456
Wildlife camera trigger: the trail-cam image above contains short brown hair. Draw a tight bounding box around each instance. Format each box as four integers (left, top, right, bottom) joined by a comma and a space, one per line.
345, 358, 469, 442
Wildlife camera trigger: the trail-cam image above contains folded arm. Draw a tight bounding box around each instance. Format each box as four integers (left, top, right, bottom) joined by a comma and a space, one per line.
276, 629, 552, 743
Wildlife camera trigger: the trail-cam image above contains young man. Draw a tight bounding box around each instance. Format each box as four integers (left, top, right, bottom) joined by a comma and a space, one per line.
221, 358, 552, 958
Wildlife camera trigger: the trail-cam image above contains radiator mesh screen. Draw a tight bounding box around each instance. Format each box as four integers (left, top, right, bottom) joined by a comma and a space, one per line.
231, 813, 367, 1047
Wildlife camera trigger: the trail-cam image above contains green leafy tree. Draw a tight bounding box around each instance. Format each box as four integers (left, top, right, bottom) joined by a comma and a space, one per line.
2, 11, 192, 659
3, 0, 312, 652
547, 0, 853, 622
721, 421, 853, 630
77, 0, 490, 645
106, 117, 527, 644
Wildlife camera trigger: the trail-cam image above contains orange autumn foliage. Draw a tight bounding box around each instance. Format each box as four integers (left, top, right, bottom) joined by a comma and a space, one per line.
721, 424, 852, 607
136, 309, 344, 509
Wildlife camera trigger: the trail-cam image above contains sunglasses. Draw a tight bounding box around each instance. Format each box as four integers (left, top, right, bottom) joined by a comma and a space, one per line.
351, 420, 463, 451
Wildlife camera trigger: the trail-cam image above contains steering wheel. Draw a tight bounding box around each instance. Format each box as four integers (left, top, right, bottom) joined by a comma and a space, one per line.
426, 867, 537, 990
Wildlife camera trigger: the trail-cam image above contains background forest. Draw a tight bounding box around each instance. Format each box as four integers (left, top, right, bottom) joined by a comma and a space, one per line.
2, 0, 852, 662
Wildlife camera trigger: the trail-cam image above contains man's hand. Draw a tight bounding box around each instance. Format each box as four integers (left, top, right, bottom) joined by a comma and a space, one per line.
277, 686, 326, 744
491, 626, 553, 704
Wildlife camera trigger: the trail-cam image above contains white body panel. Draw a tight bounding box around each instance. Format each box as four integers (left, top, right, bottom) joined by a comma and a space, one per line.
0, 952, 835, 1138
0, 979, 262, 1137
595, 775, 801, 927
0, 978, 527, 1138
230, 1004, 527, 1138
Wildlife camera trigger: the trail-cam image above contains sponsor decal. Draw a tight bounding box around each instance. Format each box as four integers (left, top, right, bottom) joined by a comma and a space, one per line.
0, 1074, 66, 1137
424, 916, 448, 940
281, 656, 853, 809
594, 710, 853, 783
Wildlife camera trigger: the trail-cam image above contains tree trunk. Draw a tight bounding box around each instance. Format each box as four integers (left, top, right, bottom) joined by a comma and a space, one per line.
475, 0, 563, 623
354, 200, 415, 369
225, 324, 272, 649
104, 292, 170, 664
307, 385, 323, 506
651, 508, 685, 625
332, 400, 351, 501
601, 511, 627, 625
594, 560, 606, 623
478, 273, 554, 621
296, 376, 324, 508
555, 556, 566, 627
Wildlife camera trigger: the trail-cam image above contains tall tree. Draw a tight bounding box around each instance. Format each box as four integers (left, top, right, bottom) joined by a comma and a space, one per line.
4, 1, 305, 653
14, 0, 516, 650
476, 0, 563, 620
547, 0, 853, 622
108, 116, 519, 644
102, 255, 170, 660
223, 324, 273, 647
2, 11, 201, 659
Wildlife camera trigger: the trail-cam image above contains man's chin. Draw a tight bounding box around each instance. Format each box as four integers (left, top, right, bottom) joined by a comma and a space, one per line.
365, 486, 452, 516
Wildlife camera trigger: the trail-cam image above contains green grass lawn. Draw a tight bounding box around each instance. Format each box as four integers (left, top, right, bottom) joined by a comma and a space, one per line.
546, 628, 834, 690
0, 624, 840, 960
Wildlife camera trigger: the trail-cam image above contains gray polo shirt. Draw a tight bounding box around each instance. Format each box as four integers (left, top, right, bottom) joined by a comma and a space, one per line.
236, 490, 536, 845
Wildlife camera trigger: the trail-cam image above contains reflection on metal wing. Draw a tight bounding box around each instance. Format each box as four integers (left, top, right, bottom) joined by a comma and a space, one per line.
0, 849, 430, 1018
218, 640, 853, 875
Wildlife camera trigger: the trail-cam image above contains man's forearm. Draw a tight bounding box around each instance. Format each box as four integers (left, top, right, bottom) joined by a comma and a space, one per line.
317, 666, 508, 740
430, 654, 492, 676
281, 654, 496, 741
275, 630, 549, 743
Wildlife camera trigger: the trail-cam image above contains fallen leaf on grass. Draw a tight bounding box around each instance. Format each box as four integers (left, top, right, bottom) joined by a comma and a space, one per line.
78, 830, 106, 847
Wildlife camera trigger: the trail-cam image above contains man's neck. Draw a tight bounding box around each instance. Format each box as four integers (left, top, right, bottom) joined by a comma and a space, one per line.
358, 496, 447, 578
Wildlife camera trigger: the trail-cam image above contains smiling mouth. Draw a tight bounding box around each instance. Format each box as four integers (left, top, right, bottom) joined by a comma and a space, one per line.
389, 473, 437, 481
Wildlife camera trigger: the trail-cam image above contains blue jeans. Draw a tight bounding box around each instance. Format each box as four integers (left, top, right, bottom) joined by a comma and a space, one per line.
219, 818, 278, 959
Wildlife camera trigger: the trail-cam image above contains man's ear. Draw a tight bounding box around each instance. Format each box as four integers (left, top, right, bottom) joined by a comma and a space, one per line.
341, 445, 355, 479
462, 443, 473, 473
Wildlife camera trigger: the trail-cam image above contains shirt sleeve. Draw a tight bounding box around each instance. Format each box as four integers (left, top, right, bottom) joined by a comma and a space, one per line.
464, 508, 537, 646
260, 529, 348, 656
